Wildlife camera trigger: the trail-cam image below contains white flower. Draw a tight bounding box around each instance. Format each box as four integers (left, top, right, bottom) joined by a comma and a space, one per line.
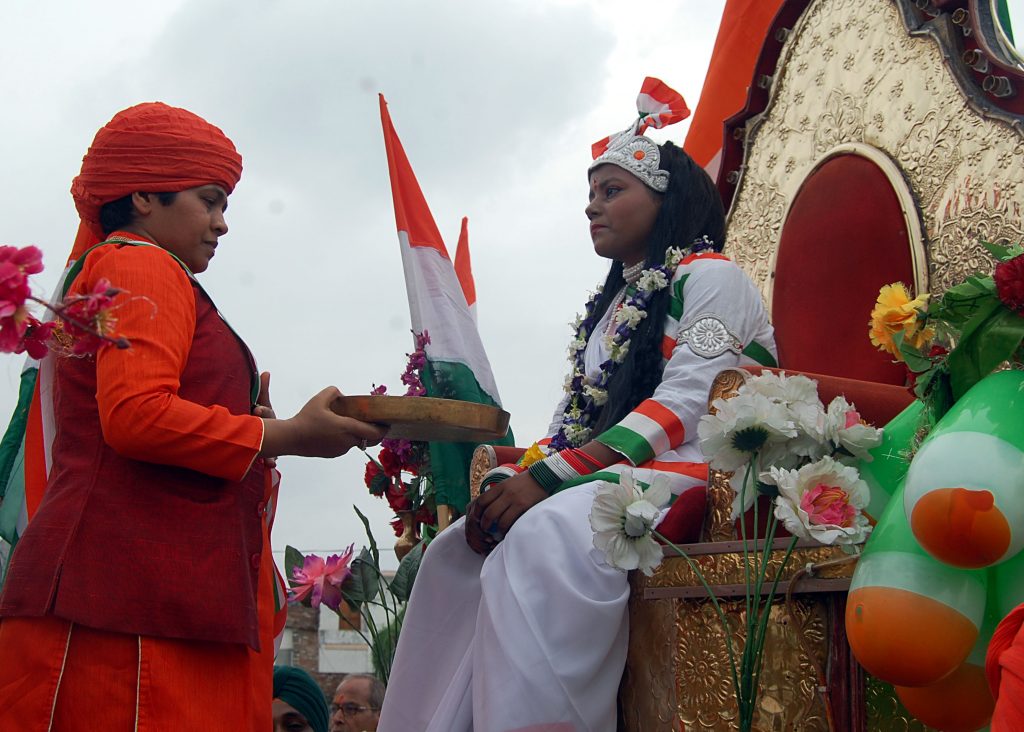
614, 304, 647, 329
742, 372, 828, 459
771, 456, 871, 547
568, 337, 587, 355
583, 384, 609, 406
564, 423, 591, 445
590, 471, 672, 576
665, 247, 686, 268
605, 336, 630, 363
698, 391, 798, 472
743, 371, 820, 408
825, 396, 883, 460
637, 269, 669, 292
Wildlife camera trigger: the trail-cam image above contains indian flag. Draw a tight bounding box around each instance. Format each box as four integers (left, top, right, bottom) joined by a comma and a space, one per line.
379, 94, 513, 513
683, 0, 785, 178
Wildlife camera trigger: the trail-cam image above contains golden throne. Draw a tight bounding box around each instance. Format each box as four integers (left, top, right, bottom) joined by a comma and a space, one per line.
470, 1, 1024, 729
618, 0, 1024, 729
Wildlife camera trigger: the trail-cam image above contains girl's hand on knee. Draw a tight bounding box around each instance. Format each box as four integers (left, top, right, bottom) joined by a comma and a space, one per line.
476, 472, 548, 534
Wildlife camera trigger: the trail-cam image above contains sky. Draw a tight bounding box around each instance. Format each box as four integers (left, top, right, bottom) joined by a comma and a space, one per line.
0, 0, 728, 570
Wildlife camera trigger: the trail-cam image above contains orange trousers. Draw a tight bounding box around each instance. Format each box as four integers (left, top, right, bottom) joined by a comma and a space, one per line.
0, 616, 268, 731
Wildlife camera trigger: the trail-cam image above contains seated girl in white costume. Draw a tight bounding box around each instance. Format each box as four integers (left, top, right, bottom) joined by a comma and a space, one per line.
378, 78, 777, 732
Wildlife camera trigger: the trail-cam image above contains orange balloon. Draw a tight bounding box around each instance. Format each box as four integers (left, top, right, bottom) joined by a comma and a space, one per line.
910, 487, 1011, 568
847, 586, 977, 686
896, 662, 994, 732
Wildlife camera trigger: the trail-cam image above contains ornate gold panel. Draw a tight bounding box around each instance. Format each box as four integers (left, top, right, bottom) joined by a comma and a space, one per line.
621, 587, 836, 731
725, 0, 1024, 298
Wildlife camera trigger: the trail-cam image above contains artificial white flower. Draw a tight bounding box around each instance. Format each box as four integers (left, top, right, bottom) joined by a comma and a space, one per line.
568, 337, 587, 355
605, 337, 630, 363
583, 384, 609, 406
614, 305, 647, 329
743, 371, 819, 407
637, 269, 669, 293
565, 423, 591, 445
771, 456, 871, 547
665, 247, 686, 268
742, 372, 827, 459
590, 471, 672, 576
698, 391, 798, 472
825, 396, 884, 460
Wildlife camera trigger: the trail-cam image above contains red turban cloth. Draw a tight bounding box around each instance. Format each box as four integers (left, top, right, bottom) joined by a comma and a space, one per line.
987, 602, 1024, 731
69, 102, 243, 256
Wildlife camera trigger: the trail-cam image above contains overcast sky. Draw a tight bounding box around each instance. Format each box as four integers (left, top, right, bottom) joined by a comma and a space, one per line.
1, 0, 727, 569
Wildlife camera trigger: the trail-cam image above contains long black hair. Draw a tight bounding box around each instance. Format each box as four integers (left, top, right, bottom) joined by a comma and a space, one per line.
588, 142, 725, 435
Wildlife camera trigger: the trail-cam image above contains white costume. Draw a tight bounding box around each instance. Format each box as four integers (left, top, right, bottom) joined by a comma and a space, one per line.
379, 255, 776, 732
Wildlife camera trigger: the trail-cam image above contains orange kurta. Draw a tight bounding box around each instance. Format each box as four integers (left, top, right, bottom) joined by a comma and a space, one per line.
0, 238, 277, 729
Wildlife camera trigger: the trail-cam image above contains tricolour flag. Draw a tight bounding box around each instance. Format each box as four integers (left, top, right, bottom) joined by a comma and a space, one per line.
379, 94, 513, 513
683, 0, 786, 179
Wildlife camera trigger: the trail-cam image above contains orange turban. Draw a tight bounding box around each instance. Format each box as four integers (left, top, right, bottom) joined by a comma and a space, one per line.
987, 603, 1024, 730
70, 102, 242, 244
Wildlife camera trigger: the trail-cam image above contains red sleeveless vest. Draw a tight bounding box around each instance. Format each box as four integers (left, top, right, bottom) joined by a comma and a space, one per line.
0, 276, 266, 649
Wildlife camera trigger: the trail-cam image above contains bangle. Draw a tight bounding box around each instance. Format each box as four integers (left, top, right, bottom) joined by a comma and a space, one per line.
527, 461, 564, 494
480, 464, 524, 493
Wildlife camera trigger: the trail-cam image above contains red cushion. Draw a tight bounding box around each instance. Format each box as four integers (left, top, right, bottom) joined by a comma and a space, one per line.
658, 486, 707, 544
773, 153, 917, 385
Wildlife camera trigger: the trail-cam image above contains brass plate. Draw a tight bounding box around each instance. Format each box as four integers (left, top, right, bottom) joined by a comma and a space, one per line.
331, 395, 510, 443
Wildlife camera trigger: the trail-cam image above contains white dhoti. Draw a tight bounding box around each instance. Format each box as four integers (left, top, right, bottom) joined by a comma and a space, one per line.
378, 481, 629, 732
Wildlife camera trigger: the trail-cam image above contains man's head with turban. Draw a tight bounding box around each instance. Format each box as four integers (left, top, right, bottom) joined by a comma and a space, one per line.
272, 665, 330, 732
70, 102, 242, 242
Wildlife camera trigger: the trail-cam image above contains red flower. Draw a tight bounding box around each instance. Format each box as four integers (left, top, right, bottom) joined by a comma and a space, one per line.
378, 446, 403, 478
22, 319, 56, 359
385, 481, 412, 513
995, 254, 1024, 315
390, 516, 404, 537
364, 460, 383, 489
415, 506, 436, 527
58, 278, 124, 355
0, 246, 43, 319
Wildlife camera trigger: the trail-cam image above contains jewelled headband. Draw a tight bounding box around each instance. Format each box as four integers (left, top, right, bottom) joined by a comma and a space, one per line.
589, 77, 690, 193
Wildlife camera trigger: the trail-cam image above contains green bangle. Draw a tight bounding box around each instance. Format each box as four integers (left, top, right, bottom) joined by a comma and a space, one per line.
527, 461, 563, 495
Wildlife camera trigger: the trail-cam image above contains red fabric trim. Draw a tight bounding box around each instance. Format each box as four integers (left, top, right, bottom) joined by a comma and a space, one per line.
634, 399, 686, 445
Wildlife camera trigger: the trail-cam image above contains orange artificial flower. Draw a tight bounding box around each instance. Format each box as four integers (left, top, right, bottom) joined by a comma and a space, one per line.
869, 283, 934, 359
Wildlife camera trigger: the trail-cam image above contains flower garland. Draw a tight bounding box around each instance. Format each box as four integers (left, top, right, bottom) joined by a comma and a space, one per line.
551, 239, 713, 450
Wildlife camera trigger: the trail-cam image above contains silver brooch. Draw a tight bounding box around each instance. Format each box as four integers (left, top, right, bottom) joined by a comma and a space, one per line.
678, 314, 743, 359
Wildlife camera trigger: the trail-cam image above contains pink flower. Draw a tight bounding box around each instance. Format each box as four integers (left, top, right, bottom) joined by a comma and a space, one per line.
800, 483, 858, 527
771, 456, 871, 546
288, 546, 355, 611
0, 245, 44, 275
58, 278, 124, 355
22, 319, 56, 359
0, 246, 44, 318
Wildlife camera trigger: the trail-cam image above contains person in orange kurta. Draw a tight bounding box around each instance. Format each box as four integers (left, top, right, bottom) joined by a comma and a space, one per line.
988, 603, 1024, 731
0, 102, 385, 730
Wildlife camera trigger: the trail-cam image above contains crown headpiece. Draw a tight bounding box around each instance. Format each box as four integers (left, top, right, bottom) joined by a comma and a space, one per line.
589, 77, 690, 193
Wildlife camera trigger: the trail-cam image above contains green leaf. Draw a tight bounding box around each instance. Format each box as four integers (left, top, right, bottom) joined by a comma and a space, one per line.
390, 541, 425, 602
343, 548, 381, 610
948, 306, 1024, 399
368, 470, 389, 496
354, 505, 381, 570
284, 545, 305, 588
980, 239, 1017, 262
